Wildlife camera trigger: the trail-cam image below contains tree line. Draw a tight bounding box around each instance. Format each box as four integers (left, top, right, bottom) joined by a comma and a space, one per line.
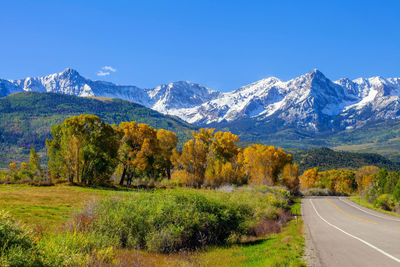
300, 166, 400, 211
43, 114, 300, 191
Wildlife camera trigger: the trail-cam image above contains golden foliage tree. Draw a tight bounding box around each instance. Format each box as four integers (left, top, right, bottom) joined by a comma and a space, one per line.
241, 144, 292, 185
281, 164, 300, 193
355, 166, 379, 193
157, 129, 178, 180
118, 122, 161, 185
172, 138, 208, 187
173, 129, 246, 187
300, 167, 319, 189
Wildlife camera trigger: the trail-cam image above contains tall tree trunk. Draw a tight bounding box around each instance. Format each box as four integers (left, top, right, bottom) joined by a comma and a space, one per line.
75, 147, 80, 183
120, 166, 127, 185
81, 167, 85, 185
127, 172, 133, 185
167, 167, 171, 180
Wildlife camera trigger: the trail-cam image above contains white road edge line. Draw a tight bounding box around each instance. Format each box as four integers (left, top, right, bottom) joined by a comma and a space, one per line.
339, 197, 400, 222
309, 199, 400, 263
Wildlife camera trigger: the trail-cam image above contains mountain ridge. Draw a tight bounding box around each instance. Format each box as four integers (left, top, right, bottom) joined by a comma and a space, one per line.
2, 68, 400, 135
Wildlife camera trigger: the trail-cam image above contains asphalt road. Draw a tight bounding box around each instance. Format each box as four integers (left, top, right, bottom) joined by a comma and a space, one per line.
302, 196, 400, 267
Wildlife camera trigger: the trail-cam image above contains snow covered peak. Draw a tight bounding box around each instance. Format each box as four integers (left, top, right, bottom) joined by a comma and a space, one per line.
148, 81, 221, 112
1, 68, 400, 133
61, 68, 80, 75
310, 68, 325, 77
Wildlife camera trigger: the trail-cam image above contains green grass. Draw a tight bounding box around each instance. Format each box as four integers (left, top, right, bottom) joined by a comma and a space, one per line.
198, 218, 305, 267
349, 195, 400, 218
0, 184, 135, 229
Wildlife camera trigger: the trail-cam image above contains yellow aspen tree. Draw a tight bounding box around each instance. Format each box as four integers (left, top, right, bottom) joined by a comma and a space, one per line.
300, 168, 319, 189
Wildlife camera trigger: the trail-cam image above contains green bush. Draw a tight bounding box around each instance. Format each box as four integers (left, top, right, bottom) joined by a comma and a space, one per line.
374, 194, 397, 211
86, 187, 290, 253
91, 189, 249, 253
0, 211, 40, 267
36, 232, 114, 266
0, 210, 114, 267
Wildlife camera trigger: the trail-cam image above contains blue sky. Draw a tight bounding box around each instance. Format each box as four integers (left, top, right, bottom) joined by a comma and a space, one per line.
0, 0, 399, 92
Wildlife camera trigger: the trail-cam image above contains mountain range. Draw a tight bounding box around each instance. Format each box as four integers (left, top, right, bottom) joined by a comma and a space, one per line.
2, 68, 400, 166
2, 68, 400, 136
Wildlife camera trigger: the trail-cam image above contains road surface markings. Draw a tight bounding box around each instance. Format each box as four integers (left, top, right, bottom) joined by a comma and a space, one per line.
339, 197, 400, 222
309, 199, 400, 264
325, 198, 377, 224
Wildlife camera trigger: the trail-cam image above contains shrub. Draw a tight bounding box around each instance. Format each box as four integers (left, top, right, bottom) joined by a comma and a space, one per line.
0, 210, 114, 267
90, 189, 250, 253
75, 186, 290, 253
36, 232, 114, 266
0, 211, 40, 267
374, 194, 397, 211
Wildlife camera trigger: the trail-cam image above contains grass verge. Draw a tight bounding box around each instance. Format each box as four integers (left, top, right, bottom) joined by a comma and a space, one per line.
349, 195, 400, 218
198, 218, 305, 267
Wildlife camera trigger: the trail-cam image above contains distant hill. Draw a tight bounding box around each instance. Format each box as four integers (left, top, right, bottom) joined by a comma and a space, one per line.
0, 92, 195, 167
291, 147, 399, 172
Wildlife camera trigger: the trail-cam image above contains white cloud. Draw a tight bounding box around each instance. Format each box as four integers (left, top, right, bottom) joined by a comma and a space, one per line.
97, 66, 117, 77
97, 70, 111, 76
102, 66, 116, 72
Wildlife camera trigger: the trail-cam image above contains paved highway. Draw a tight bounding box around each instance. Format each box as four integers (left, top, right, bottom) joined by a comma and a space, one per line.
302, 196, 400, 266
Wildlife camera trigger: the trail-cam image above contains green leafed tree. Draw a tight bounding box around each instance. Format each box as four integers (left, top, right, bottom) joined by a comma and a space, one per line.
46, 114, 119, 185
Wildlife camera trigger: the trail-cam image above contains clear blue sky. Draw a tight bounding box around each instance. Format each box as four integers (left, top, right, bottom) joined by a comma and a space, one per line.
1, 0, 399, 92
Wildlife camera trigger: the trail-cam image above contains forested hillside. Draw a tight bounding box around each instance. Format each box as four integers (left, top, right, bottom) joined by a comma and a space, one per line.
228, 120, 400, 163
0, 92, 195, 167
291, 147, 399, 172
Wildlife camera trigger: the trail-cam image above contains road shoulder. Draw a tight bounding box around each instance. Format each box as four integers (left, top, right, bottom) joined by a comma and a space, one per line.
302, 199, 322, 267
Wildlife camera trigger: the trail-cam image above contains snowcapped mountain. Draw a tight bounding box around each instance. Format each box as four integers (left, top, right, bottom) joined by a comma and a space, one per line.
0, 79, 23, 97
2, 68, 400, 134
6, 68, 219, 115
167, 70, 400, 133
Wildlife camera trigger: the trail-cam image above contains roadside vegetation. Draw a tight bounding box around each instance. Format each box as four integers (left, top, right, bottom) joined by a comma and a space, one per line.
300, 164, 400, 213
349, 195, 400, 218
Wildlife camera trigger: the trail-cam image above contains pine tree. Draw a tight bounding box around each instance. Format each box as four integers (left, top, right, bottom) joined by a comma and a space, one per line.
29, 147, 42, 176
